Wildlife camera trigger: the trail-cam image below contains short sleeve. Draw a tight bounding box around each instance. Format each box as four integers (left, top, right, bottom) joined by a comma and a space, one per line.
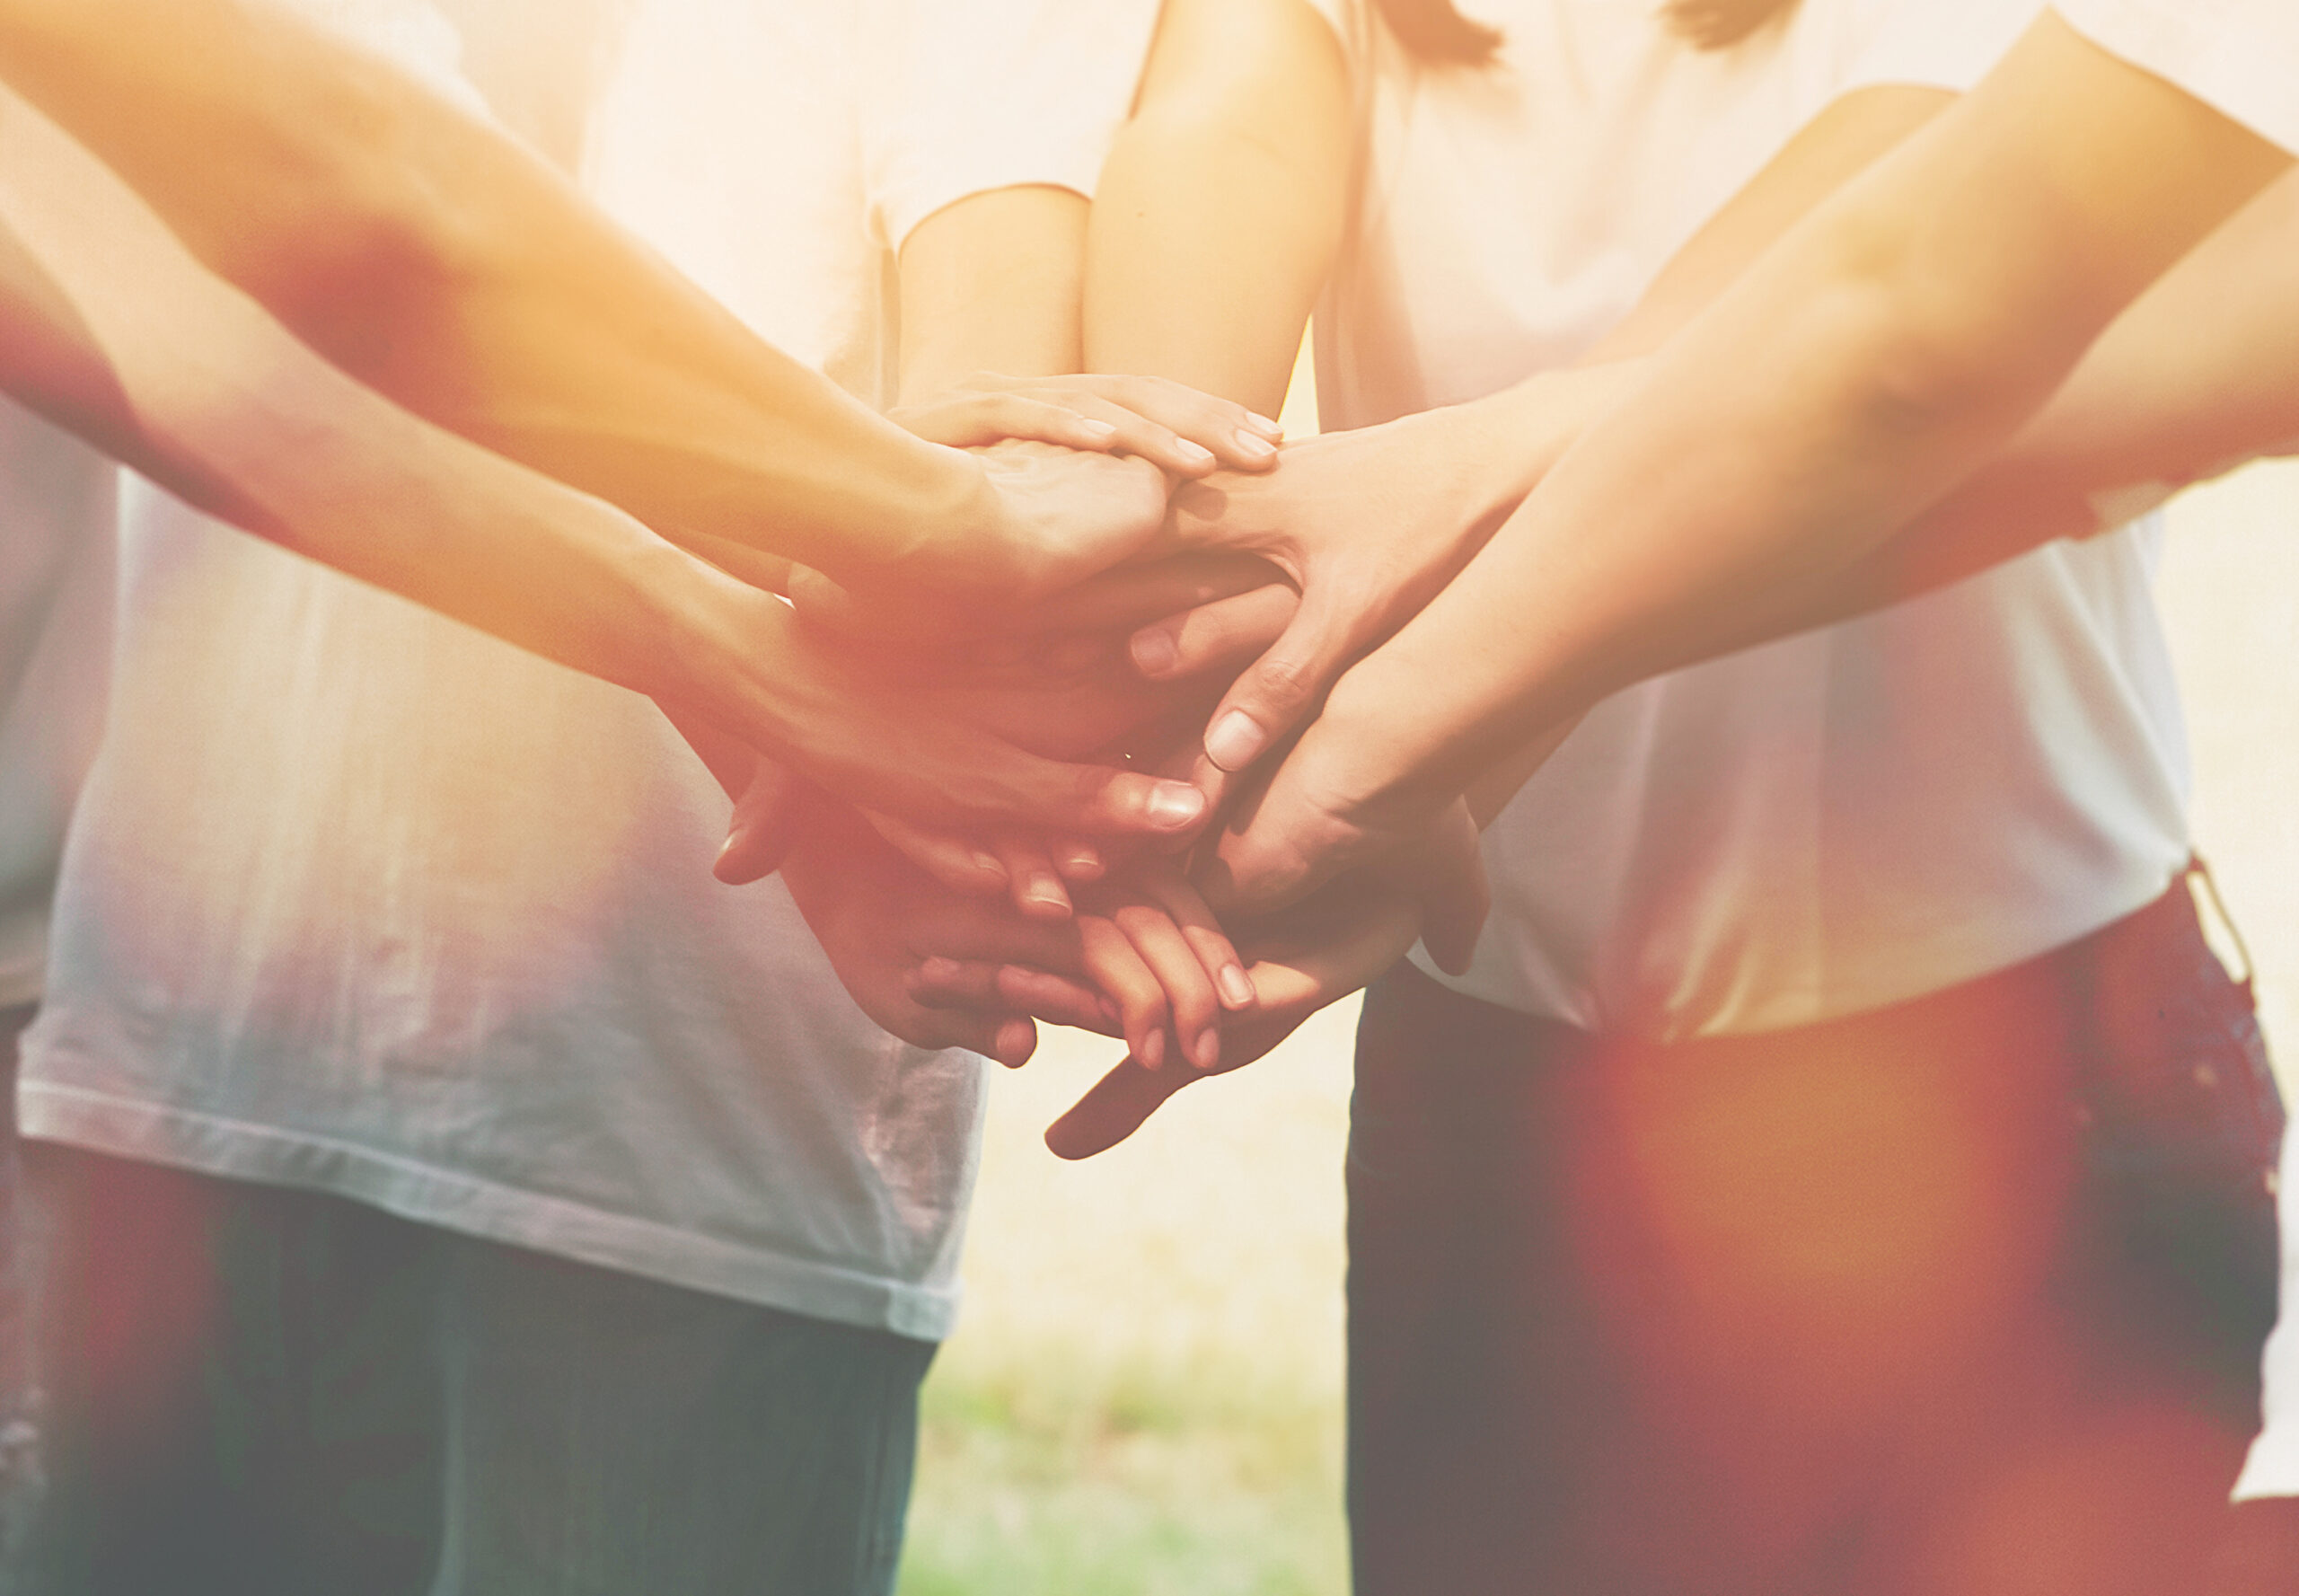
862, 0, 1163, 251
1842, 0, 2046, 96
2055, 0, 2299, 155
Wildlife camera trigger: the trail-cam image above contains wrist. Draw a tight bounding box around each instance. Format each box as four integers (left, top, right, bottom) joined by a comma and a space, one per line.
862, 439, 1000, 585
1467, 361, 1647, 507
644, 553, 820, 762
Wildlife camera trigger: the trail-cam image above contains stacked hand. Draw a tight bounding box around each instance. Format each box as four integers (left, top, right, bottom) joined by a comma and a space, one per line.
703, 366, 1624, 1155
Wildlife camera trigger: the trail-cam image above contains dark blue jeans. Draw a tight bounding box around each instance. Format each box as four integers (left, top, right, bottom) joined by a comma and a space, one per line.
14, 1153, 936, 1596
1347, 872, 2282, 1596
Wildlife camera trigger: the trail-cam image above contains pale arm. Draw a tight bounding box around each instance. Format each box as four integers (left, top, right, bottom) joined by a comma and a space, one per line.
0, 86, 1211, 839
1218, 13, 2290, 905
0, 0, 1184, 603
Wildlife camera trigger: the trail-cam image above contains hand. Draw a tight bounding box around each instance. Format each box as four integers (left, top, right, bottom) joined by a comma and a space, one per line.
799, 369, 1287, 632
892, 370, 1282, 480
685, 581, 1211, 840
908, 860, 1256, 1071
776, 795, 1106, 1064
1030, 869, 1428, 1159
1137, 368, 1625, 784
1194, 675, 1494, 926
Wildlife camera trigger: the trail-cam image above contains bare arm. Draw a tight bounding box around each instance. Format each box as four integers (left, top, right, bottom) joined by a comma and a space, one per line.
0, 0, 1184, 602
1084, 0, 1351, 416
0, 77, 709, 699
1816, 165, 2299, 615
1211, 13, 2289, 908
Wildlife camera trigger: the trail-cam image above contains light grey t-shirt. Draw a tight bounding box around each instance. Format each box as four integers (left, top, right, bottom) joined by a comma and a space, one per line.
0, 401, 113, 1010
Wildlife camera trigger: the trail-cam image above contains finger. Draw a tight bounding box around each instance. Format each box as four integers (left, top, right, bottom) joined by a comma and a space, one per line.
713, 760, 805, 886
884, 1000, 1038, 1067
1038, 552, 1288, 637
1127, 584, 1299, 683
1111, 902, 1223, 1071
1409, 800, 1491, 978
1050, 836, 1105, 883
1134, 872, 1257, 1014
1021, 391, 1229, 479
993, 966, 1123, 1036
906, 956, 1007, 1010
1199, 592, 1357, 774
1029, 375, 1283, 473
994, 833, 1073, 920
891, 392, 1128, 454
864, 811, 1009, 898
1044, 1056, 1195, 1160
848, 736, 1212, 844
1077, 915, 1169, 1071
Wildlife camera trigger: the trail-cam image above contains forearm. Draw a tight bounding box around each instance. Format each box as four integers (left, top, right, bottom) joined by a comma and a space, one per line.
1664, 164, 2299, 648
0, 80, 748, 710
0, 0, 988, 578
1083, 0, 1349, 413
1320, 13, 2290, 807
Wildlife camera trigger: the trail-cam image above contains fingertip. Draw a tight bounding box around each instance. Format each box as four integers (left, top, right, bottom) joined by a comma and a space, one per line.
1217, 964, 1258, 1011
1190, 1026, 1221, 1071
1138, 1027, 1166, 1071
1142, 782, 1208, 832
1230, 429, 1280, 468
1017, 876, 1073, 920
1129, 626, 1181, 680
1244, 410, 1284, 440
993, 1018, 1037, 1068
1203, 709, 1269, 773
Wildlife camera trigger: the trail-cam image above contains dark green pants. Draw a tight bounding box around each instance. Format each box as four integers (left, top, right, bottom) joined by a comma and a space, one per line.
16, 1150, 935, 1596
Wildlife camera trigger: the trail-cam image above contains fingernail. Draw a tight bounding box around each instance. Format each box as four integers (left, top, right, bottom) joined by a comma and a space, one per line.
1145, 783, 1207, 828
1078, 418, 1119, 439
1129, 627, 1179, 677
1218, 965, 1256, 1009
996, 1018, 1035, 1067
1139, 1028, 1166, 1071
1061, 846, 1103, 879
1205, 710, 1267, 772
1174, 438, 1216, 466
1192, 1027, 1221, 1071
1025, 877, 1070, 913
1246, 410, 1283, 438
1232, 429, 1277, 462
972, 851, 1007, 880
920, 956, 961, 983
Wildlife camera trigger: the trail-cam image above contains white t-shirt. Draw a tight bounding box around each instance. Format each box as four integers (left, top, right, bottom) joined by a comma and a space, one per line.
1308, 0, 2189, 1038
0, 402, 113, 1011
18, 0, 1156, 1340
2057, 0, 2299, 155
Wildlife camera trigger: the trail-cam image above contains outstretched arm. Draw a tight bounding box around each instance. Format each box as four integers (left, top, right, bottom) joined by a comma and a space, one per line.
0, 0, 1200, 605
0, 83, 1215, 841
1213, 12, 2292, 906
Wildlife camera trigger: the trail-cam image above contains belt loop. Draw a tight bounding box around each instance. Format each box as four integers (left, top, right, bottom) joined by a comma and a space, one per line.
2186, 851, 2257, 1000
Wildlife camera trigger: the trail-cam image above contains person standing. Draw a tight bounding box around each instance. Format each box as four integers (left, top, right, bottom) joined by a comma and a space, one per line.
10, 3, 1168, 1592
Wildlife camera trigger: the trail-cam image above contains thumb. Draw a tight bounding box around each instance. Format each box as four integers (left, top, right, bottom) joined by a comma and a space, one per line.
1199, 591, 1357, 775
714, 760, 806, 885
1044, 1055, 1195, 1160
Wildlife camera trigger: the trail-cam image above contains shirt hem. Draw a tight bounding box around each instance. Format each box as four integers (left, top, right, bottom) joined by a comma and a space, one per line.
16, 1081, 957, 1343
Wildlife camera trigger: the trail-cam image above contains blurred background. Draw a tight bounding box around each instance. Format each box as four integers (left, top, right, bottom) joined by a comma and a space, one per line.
894, 357, 2299, 1595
